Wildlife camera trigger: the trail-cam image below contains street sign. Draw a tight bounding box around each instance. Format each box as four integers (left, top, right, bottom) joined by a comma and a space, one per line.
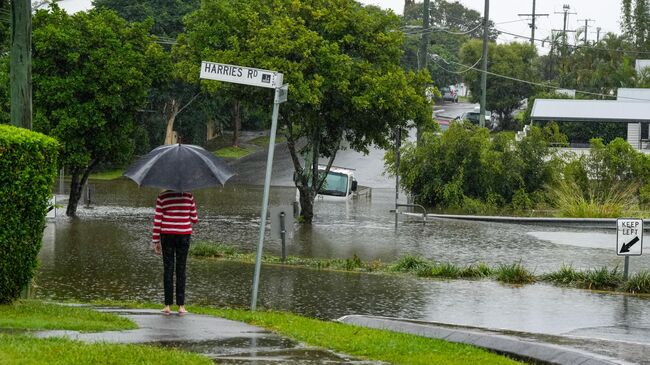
200, 61, 283, 89
616, 218, 643, 256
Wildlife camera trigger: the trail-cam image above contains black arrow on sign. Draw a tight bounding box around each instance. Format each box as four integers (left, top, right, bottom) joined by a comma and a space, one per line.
620, 236, 639, 253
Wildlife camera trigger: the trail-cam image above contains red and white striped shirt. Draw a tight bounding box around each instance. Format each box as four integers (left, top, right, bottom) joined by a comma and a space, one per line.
152, 191, 198, 243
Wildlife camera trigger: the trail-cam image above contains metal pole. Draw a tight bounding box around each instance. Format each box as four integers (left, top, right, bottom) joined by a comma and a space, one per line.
531, 0, 536, 46
59, 167, 64, 194
479, 0, 489, 128
395, 127, 401, 229
280, 212, 286, 262
251, 87, 281, 311
624, 256, 630, 281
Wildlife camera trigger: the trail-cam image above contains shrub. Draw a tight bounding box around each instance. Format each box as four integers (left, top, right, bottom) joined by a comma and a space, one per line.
494, 262, 536, 284
390, 255, 431, 273
0, 125, 58, 304
460, 263, 493, 278
541, 265, 585, 285
580, 267, 623, 291
621, 271, 650, 294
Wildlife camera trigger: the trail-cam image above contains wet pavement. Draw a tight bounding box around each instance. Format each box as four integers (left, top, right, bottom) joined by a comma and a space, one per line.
34, 308, 382, 365
339, 315, 634, 365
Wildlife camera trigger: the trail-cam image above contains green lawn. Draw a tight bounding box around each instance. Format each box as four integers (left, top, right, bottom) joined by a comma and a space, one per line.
88, 169, 124, 180
0, 335, 212, 365
1, 300, 522, 364
248, 135, 286, 147
192, 307, 523, 365
213, 145, 256, 158
0, 301, 211, 365
0, 300, 136, 332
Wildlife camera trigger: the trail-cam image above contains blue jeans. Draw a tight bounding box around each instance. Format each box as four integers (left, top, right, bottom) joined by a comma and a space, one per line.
161, 234, 190, 306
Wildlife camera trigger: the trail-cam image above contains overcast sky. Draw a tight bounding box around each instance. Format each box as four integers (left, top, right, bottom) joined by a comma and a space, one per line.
60, 0, 623, 50
360, 0, 622, 49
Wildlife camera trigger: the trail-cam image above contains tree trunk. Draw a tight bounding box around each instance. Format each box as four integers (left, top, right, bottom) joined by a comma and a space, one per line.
65, 160, 98, 217
10, 0, 32, 130
164, 99, 179, 145
297, 185, 315, 224
231, 99, 241, 147
66, 169, 82, 217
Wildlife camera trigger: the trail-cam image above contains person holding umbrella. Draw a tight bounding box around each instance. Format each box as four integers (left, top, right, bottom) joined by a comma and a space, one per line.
152, 190, 198, 316
124, 143, 234, 316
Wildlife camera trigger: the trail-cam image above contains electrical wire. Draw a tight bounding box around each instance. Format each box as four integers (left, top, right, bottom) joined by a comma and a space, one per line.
495, 27, 650, 56
436, 55, 650, 102
431, 56, 482, 74
402, 23, 483, 36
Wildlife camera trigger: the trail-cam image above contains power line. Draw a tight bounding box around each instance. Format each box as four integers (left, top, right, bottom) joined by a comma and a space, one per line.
402, 23, 483, 36
435, 55, 650, 102
431, 56, 482, 74
495, 27, 650, 56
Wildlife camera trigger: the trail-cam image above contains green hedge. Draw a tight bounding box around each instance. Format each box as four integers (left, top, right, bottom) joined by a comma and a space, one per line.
0, 125, 58, 304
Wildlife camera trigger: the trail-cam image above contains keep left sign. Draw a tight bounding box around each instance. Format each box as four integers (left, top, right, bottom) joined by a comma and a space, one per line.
617, 218, 643, 256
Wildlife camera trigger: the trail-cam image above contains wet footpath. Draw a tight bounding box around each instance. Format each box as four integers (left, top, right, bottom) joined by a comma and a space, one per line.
34, 308, 380, 365
32, 306, 649, 365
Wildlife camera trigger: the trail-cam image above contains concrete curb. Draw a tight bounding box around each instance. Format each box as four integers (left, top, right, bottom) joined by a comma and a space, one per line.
400, 212, 650, 231
337, 315, 623, 365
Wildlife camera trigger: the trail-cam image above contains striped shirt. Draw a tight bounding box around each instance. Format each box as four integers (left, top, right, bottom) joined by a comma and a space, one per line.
152, 191, 198, 243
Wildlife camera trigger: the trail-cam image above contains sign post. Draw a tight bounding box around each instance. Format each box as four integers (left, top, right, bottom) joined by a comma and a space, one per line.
200, 61, 287, 311
616, 218, 643, 280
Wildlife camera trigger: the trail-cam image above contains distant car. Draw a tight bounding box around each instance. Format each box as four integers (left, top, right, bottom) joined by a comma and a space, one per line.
455, 109, 495, 129
440, 87, 458, 103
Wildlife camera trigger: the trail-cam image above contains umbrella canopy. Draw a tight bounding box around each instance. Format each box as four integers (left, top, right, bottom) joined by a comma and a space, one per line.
124, 144, 235, 191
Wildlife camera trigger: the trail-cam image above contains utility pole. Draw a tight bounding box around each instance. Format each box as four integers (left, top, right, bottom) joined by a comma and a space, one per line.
416, 0, 430, 143
479, 0, 489, 128
554, 4, 576, 48
578, 18, 595, 44
10, 0, 32, 130
518, 0, 548, 46
595, 27, 602, 42
418, 0, 430, 71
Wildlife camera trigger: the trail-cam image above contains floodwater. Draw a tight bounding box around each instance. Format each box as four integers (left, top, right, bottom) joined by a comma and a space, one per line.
35, 179, 650, 362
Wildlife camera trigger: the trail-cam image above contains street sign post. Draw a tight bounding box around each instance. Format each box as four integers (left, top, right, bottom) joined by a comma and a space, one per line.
200, 61, 283, 89
616, 218, 644, 280
200, 61, 287, 311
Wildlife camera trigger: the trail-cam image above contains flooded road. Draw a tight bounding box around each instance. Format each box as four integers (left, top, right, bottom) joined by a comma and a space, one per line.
35, 140, 650, 363
39, 181, 649, 318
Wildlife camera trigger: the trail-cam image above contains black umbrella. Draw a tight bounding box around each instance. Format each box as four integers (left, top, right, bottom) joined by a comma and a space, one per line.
124, 144, 235, 191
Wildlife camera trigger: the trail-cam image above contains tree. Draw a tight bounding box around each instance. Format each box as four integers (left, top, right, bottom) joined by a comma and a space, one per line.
621, 0, 650, 50
460, 40, 538, 130
92, 0, 199, 38
401, 0, 498, 90
177, 0, 431, 223
31, 6, 163, 216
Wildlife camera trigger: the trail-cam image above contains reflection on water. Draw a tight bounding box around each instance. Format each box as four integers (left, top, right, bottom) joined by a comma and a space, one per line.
36, 180, 650, 338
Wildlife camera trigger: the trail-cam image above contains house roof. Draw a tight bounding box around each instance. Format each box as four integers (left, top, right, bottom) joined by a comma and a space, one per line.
531, 99, 650, 122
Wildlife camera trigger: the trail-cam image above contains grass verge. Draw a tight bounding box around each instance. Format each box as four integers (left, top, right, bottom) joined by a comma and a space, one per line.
0, 300, 136, 332
191, 241, 650, 294
214, 146, 256, 159
90, 301, 521, 365
249, 135, 286, 147
0, 300, 211, 365
88, 169, 124, 180
0, 335, 212, 365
